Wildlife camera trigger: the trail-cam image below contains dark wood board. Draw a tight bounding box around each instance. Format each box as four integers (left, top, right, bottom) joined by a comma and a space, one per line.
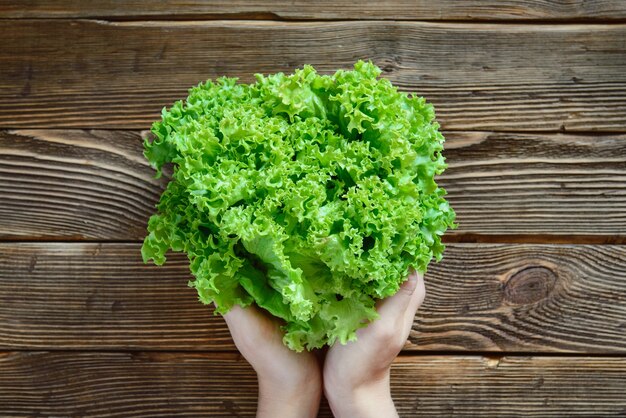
1, 20, 625, 131
2, 243, 625, 353
2, 2, 625, 417
1, 352, 624, 417
0, 129, 164, 240
1, 0, 626, 21
2, 129, 624, 241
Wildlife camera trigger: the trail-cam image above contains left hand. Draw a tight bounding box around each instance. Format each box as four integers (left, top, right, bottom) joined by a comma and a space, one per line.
222, 304, 322, 418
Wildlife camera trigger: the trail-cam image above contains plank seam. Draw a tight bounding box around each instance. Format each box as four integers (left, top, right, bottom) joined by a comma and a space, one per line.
4, 129, 626, 136
1, 236, 624, 245
0, 348, 625, 357
2, 17, 626, 25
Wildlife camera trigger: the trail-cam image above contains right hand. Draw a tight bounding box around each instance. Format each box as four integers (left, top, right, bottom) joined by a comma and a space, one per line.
323, 270, 426, 418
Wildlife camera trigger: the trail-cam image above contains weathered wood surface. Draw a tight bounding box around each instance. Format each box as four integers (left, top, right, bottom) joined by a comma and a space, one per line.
2, 129, 624, 241
0, 129, 164, 240
2, 0, 626, 20
1, 20, 625, 131
1, 352, 624, 417
2, 243, 624, 353
442, 131, 626, 238
2, 1, 625, 416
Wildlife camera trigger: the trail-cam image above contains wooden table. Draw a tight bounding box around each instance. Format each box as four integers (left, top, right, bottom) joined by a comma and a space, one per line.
1, 1, 625, 416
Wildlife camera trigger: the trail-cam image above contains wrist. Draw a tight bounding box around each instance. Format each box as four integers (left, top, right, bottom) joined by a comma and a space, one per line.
325, 371, 398, 418
256, 372, 321, 418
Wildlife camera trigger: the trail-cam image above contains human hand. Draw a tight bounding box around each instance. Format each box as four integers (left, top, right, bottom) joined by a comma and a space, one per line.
222, 270, 424, 418
323, 270, 425, 418
222, 304, 321, 418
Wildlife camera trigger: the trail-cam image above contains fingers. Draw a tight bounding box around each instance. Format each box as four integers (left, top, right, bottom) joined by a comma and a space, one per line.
222, 304, 254, 342
376, 269, 423, 320
223, 303, 290, 354
222, 303, 251, 324
407, 272, 426, 316
399, 270, 420, 295
223, 304, 272, 346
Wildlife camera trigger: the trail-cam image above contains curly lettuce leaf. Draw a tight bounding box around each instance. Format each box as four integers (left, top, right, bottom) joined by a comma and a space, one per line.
142, 61, 456, 351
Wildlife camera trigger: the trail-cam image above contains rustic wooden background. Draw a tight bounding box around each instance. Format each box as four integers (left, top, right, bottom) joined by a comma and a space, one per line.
1, 1, 626, 416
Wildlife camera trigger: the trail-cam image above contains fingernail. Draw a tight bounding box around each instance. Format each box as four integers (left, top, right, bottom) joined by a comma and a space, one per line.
400, 270, 419, 294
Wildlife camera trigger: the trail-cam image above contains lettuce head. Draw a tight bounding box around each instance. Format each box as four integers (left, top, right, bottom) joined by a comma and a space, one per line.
142, 61, 456, 351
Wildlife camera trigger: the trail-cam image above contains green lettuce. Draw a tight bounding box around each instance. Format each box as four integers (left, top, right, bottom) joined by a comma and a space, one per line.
142, 61, 456, 351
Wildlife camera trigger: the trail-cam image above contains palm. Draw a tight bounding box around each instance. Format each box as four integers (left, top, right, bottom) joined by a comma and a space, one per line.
221, 271, 424, 418
223, 304, 319, 387
324, 271, 425, 390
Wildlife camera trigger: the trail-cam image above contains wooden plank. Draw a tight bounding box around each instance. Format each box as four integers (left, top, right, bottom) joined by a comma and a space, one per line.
1, 351, 624, 417
0, 130, 165, 240
1, 242, 625, 353
1, 1, 626, 20
2, 129, 625, 241
441, 131, 626, 237
1, 20, 625, 131
417, 243, 626, 353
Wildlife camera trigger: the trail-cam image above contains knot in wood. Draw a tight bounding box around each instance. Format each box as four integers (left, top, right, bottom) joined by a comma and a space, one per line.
504, 266, 556, 305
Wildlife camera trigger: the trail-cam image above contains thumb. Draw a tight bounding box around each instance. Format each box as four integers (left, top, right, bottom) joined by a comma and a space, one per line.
376, 270, 422, 320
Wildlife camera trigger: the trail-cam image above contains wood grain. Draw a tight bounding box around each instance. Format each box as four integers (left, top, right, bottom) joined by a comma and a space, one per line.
1, 351, 624, 417
1, 20, 625, 131
441, 131, 626, 237
2, 3, 624, 416
2, 129, 625, 241
0, 129, 165, 240
1, 0, 626, 20
1, 242, 625, 353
